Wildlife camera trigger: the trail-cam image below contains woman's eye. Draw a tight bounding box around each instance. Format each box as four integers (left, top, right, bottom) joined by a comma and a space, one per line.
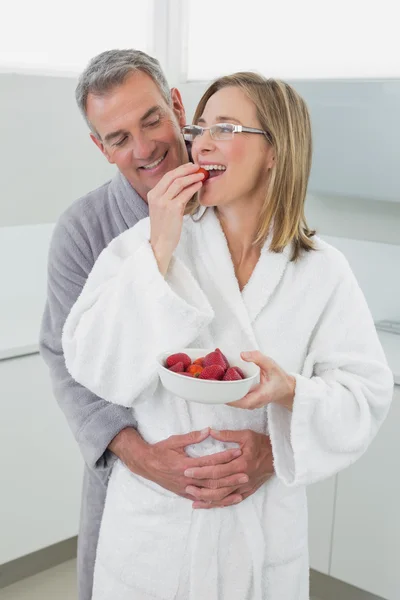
114, 136, 128, 147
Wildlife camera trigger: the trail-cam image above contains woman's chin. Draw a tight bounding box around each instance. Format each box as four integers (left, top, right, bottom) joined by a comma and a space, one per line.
198, 193, 218, 207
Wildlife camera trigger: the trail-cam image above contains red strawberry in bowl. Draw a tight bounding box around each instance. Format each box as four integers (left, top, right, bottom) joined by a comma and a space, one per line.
215, 348, 229, 369
169, 361, 184, 373
166, 353, 191, 370
222, 367, 242, 381
199, 365, 225, 380
234, 367, 246, 379
203, 351, 226, 370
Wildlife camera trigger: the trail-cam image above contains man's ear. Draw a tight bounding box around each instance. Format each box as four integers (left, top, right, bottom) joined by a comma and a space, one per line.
90, 133, 115, 164
170, 87, 186, 128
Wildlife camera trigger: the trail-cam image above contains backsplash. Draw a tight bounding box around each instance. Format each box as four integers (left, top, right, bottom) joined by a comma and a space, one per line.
322, 235, 400, 322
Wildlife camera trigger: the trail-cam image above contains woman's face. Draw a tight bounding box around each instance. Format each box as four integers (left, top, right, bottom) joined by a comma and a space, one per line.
191, 86, 275, 209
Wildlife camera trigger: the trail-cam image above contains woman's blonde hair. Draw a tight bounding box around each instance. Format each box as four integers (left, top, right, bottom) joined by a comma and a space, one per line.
186, 72, 316, 261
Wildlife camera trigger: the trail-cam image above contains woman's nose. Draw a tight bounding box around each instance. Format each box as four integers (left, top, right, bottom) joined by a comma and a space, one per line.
193, 129, 216, 154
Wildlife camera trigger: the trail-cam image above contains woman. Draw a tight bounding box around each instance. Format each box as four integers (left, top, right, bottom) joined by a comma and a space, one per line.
62, 73, 393, 600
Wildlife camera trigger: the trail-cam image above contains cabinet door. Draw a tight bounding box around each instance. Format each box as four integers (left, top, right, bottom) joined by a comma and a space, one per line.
307, 476, 336, 574
0, 354, 83, 564
330, 387, 400, 600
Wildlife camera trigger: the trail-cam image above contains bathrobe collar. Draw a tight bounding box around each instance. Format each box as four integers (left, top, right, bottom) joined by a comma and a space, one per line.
195, 207, 293, 327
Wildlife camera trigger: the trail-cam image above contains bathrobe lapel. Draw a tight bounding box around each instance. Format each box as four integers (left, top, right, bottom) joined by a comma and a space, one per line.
193, 208, 292, 335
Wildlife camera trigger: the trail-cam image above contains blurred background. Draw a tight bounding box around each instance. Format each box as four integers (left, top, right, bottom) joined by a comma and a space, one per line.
0, 1, 399, 598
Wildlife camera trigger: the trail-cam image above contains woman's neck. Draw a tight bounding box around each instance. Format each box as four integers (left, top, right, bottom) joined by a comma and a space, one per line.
215, 202, 262, 266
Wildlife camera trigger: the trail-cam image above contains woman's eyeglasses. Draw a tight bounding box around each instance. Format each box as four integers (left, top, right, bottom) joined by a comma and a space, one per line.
182, 122, 272, 143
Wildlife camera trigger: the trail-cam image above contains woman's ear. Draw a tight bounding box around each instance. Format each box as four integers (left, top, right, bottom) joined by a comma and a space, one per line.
170, 88, 186, 128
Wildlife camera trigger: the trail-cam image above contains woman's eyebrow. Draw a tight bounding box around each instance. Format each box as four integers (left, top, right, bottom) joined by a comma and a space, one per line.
197, 115, 242, 125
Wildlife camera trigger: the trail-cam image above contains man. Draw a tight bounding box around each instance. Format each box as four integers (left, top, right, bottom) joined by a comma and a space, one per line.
40, 49, 274, 600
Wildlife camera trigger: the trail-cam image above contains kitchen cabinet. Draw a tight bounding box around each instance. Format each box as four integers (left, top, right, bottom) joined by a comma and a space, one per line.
0, 353, 83, 564
307, 476, 337, 574
329, 386, 400, 599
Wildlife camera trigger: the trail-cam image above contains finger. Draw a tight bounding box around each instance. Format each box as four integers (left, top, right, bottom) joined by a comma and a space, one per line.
185, 484, 240, 503
184, 457, 244, 480
241, 350, 276, 372
200, 473, 249, 490
173, 181, 203, 210
185, 447, 242, 470
165, 172, 206, 202
208, 428, 249, 444
169, 427, 210, 449
193, 494, 243, 509
153, 162, 200, 196
227, 386, 269, 409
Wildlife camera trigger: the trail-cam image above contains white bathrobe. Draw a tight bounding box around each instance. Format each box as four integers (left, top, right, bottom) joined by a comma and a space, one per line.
62, 208, 393, 600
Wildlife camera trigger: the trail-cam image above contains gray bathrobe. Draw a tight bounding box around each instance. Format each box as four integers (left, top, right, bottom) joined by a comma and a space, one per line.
39, 171, 148, 600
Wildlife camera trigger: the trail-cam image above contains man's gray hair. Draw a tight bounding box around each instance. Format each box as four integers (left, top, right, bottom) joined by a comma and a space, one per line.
75, 49, 171, 137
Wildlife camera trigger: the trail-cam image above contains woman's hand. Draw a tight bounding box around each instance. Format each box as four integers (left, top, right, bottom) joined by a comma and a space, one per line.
228, 351, 296, 411
148, 162, 206, 275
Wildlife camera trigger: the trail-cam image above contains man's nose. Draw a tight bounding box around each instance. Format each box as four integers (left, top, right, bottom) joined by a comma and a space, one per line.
132, 132, 157, 161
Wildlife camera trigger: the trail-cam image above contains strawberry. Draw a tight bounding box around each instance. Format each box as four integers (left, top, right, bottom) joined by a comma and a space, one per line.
234, 367, 246, 379
169, 361, 184, 373
197, 167, 210, 181
203, 351, 226, 370
166, 353, 191, 370
199, 365, 225, 380
215, 348, 230, 368
222, 367, 242, 381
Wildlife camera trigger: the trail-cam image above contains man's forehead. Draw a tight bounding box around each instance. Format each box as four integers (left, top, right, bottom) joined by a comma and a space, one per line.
87, 72, 168, 130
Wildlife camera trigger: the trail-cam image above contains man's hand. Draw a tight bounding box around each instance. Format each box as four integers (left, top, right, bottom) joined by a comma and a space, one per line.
183, 429, 274, 509
109, 427, 246, 506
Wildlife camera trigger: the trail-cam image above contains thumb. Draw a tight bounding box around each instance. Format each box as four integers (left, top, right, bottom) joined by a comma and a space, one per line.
209, 429, 246, 443
170, 427, 210, 448
241, 350, 273, 371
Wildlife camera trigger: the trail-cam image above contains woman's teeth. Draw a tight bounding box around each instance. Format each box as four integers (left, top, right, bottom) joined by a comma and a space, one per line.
142, 152, 167, 170
202, 165, 226, 171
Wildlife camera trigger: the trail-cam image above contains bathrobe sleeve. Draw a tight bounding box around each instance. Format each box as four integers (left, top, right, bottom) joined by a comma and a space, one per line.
62, 219, 214, 407
267, 260, 394, 487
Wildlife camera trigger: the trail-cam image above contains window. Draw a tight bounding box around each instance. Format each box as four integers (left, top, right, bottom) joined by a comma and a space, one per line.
186, 0, 400, 80
0, 0, 154, 73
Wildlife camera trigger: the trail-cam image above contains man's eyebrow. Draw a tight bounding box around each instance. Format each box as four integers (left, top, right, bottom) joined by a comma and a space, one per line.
104, 129, 127, 144
140, 105, 163, 122
197, 115, 242, 125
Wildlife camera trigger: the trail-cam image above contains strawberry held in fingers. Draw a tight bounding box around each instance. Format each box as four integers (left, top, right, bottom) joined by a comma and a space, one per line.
196, 167, 210, 181
166, 352, 191, 370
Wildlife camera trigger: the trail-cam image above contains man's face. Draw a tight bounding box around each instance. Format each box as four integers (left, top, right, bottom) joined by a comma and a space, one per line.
87, 70, 188, 201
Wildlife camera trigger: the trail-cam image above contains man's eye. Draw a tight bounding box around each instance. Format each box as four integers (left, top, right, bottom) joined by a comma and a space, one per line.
145, 118, 161, 128
114, 136, 128, 147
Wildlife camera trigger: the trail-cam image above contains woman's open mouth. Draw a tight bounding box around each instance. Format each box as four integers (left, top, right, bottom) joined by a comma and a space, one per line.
201, 164, 227, 183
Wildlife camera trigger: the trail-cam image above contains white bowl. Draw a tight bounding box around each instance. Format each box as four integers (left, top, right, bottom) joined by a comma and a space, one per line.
156, 348, 260, 405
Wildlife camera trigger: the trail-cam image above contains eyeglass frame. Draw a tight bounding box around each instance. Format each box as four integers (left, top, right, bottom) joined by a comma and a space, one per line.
181, 122, 273, 143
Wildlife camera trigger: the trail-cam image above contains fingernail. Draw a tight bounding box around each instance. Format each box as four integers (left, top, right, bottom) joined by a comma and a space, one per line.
233, 497, 242, 504
241, 352, 251, 359
238, 476, 248, 484
211, 429, 220, 435
184, 470, 194, 477
201, 427, 209, 435
233, 449, 242, 457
